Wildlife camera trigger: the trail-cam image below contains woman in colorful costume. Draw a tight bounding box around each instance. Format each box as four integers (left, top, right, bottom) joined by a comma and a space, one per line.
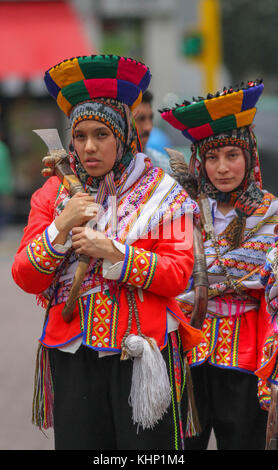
256, 207, 278, 448
160, 80, 278, 450
11, 55, 202, 451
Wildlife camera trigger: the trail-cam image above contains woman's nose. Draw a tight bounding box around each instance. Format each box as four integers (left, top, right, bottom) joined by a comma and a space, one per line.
85, 137, 96, 152
217, 158, 229, 173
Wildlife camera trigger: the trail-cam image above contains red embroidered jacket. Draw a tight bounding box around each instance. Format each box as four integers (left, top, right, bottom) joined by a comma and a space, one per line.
12, 176, 202, 353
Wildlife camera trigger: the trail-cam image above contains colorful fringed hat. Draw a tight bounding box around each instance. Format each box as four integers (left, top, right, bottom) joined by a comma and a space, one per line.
160, 80, 264, 144
44, 54, 151, 117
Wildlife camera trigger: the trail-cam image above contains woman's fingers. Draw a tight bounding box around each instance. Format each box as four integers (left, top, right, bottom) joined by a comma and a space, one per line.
71, 226, 109, 258
41, 167, 54, 178
72, 226, 85, 237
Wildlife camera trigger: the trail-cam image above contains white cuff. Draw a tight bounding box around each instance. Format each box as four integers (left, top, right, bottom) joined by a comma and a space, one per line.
48, 221, 72, 253
102, 240, 126, 280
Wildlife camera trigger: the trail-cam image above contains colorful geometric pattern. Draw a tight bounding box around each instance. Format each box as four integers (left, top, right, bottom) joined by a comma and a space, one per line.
256, 334, 273, 409
116, 166, 165, 241
84, 291, 120, 350
268, 355, 278, 384
26, 228, 65, 275
203, 193, 278, 284
70, 99, 126, 142
168, 331, 187, 449
210, 317, 241, 368
190, 316, 241, 369
257, 334, 278, 385
78, 296, 87, 332
190, 318, 219, 364
44, 55, 151, 116
257, 378, 271, 411
160, 81, 264, 143
119, 245, 157, 289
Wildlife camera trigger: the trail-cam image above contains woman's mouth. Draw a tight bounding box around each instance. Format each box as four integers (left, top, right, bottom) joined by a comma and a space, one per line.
85, 159, 100, 168
216, 178, 233, 183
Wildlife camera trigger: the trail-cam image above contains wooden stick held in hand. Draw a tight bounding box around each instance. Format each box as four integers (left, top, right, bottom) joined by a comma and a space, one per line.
42, 154, 93, 323
165, 147, 209, 330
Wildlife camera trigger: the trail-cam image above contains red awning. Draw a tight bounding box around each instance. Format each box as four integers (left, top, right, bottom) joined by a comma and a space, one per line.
0, 1, 96, 81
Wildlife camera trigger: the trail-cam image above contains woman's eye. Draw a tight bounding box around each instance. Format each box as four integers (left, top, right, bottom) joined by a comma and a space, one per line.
98, 131, 108, 137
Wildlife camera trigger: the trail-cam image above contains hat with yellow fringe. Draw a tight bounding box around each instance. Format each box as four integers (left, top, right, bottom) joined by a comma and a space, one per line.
160, 80, 264, 144
44, 54, 151, 117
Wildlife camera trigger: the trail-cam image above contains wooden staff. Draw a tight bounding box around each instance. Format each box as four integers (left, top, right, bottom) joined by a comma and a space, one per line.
165, 148, 208, 330
42, 154, 94, 323
190, 219, 209, 329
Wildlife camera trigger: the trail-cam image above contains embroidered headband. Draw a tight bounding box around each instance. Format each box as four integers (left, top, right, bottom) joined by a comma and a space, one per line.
198, 127, 252, 157
44, 54, 151, 117
69, 99, 127, 142
159, 80, 264, 144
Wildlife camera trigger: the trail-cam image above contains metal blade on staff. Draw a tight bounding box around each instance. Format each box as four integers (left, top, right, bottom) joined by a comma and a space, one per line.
33, 128, 96, 323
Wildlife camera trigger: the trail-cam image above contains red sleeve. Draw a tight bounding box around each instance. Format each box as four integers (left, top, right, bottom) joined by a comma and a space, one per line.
118, 213, 194, 298
11, 177, 66, 294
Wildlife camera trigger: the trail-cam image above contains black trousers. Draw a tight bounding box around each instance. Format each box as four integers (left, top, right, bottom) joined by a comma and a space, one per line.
48, 332, 187, 450
185, 362, 268, 450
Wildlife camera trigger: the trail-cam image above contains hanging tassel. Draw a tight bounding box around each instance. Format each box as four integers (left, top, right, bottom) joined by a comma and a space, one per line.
184, 357, 201, 438
122, 334, 172, 430
32, 343, 54, 431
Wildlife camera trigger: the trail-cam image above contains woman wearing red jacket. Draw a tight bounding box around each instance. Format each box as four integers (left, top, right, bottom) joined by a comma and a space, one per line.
12, 55, 201, 450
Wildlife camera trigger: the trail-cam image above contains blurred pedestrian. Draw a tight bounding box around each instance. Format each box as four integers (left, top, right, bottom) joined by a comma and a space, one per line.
134, 91, 171, 173
161, 80, 273, 450
12, 54, 202, 450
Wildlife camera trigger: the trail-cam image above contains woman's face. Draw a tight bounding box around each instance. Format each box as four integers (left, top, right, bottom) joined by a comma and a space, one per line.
73, 120, 117, 177
204, 146, 246, 193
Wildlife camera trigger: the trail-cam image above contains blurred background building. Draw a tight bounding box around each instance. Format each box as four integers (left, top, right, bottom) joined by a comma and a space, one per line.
0, 0, 278, 226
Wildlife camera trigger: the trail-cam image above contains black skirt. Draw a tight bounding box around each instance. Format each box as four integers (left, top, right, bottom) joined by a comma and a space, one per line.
185, 362, 268, 450
48, 331, 188, 450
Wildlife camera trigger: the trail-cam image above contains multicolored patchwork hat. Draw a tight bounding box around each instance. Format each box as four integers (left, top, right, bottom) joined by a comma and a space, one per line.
44, 54, 151, 117
160, 80, 264, 144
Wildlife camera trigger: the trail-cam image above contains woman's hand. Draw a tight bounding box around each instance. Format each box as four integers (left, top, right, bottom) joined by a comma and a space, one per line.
72, 226, 124, 264
54, 192, 99, 245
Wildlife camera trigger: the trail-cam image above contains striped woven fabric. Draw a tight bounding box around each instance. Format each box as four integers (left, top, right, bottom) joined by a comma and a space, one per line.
160, 81, 264, 143
44, 54, 151, 116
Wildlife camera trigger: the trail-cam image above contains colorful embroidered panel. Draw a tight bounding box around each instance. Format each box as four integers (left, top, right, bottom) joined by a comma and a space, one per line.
190, 316, 241, 369
119, 245, 157, 289
190, 318, 219, 364
84, 291, 120, 350
210, 317, 241, 368
26, 228, 65, 275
